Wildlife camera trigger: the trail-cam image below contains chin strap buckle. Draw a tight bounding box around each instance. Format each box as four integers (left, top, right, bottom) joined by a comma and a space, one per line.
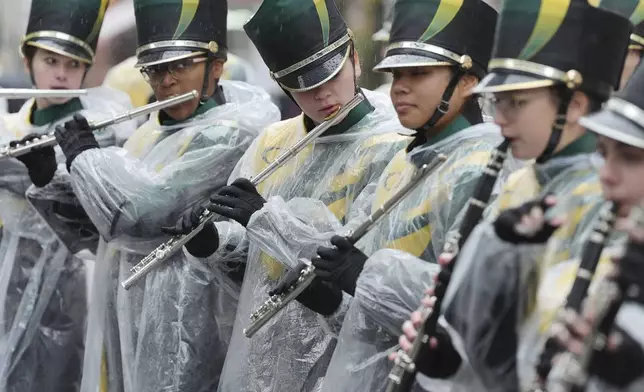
437, 99, 451, 115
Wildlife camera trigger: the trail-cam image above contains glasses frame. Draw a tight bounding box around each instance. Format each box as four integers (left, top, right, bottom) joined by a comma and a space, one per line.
140, 56, 208, 86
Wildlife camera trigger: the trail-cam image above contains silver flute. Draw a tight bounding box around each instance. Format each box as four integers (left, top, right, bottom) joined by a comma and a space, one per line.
0, 88, 87, 99
546, 204, 644, 392
243, 152, 449, 338
121, 93, 367, 290
0, 90, 199, 160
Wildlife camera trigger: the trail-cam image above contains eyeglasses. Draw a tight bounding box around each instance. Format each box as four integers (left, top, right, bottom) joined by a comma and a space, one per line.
140, 57, 207, 86
486, 93, 538, 122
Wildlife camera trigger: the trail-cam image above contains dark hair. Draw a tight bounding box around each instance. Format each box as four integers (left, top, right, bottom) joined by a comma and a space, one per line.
22, 45, 37, 62
548, 86, 603, 115
452, 68, 484, 124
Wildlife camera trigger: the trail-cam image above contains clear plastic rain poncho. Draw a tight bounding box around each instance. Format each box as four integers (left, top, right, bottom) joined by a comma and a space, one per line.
209, 88, 411, 392
521, 237, 644, 392
319, 121, 523, 392
442, 149, 607, 391
69, 80, 279, 392
505, 196, 644, 392
0, 86, 136, 392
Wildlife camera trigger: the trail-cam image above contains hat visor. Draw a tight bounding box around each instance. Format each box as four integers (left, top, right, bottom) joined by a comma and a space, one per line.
277, 44, 351, 92
373, 53, 452, 73
136, 50, 206, 68
580, 109, 644, 149
24, 38, 92, 64
472, 72, 557, 94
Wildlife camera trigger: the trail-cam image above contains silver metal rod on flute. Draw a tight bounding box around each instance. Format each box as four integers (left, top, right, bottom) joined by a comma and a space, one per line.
0, 88, 88, 99
0, 90, 199, 160
243, 152, 449, 338
121, 93, 367, 290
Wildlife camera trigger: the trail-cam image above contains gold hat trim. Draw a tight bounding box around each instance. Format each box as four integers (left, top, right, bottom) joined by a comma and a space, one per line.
21, 31, 94, 62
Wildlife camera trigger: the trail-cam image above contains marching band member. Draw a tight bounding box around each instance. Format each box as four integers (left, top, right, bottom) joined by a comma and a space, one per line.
53, 0, 280, 391
397, 1, 635, 390
0, 0, 136, 390
169, 0, 410, 390
306, 1, 518, 391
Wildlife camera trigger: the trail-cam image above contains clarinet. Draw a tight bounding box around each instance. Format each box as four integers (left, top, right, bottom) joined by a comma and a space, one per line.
546, 204, 644, 392
529, 202, 618, 392
386, 139, 510, 392
243, 152, 449, 338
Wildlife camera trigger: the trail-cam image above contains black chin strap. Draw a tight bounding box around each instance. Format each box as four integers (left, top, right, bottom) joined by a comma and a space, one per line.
408, 68, 465, 152
200, 52, 217, 103
536, 87, 573, 163
349, 41, 359, 96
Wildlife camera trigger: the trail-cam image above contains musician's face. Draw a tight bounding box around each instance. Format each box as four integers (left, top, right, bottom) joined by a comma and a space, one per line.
491, 88, 589, 160
25, 48, 87, 107
390, 66, 478, 130
148, 56, 224, 121
597, 136, 644, 218
290, 51, 361, 124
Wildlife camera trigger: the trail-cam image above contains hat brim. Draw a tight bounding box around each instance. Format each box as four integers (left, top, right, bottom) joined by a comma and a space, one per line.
580, 109, 644, 149
135, 50, 206, 68
24, 38, 93, 64
277, 43, 351, 92
472, 71, 557, 94
373, 53, 452, 73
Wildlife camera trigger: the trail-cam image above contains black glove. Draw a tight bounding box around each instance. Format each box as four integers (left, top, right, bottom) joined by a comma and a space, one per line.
494, 194, 559, 244
208, 178, 266, 227
416, 325, 463, 379
9, 133, 57, 187
311, 235, 367, 296
588, 326, 644, 387
161, 205, 220, 258
617, 239, 644, 304
54, 113, 99, 172
268, 262, 343, 316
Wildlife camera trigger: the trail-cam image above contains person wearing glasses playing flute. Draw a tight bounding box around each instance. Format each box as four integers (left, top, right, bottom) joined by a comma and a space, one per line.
50, 1, 280, 391
396, 0, 640, 390
0, 0, 138, 390
164, 1, 412, 390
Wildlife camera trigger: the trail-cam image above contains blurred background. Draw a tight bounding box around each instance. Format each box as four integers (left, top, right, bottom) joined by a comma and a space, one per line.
0, 0, 398, 118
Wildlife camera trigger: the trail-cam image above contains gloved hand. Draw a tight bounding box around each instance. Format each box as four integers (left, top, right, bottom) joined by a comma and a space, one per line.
616, 236, 644, 303
208, 178, 266, 227
9, 133, 57, 187
268, 262, 343, 316
553, 309, 644, 387
493, 194, 563, 244
161, 205, 220, 258
391, 287, 462, 379
311, 235, 367, 296
54, 113, 99, 172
